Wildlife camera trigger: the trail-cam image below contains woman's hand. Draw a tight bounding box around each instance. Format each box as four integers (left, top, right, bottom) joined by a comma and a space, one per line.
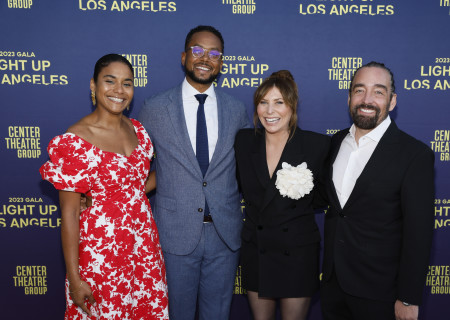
69, 280, 96, 316
145, 170, 156, 193
80, 194, 92, 212
59, 191, 96, 315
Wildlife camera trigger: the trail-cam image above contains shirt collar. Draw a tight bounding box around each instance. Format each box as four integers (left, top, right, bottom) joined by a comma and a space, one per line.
349, 115, 391, 143
182, 77, 216, 100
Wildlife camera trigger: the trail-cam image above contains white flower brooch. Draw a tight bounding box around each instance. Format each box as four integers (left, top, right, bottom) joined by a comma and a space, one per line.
275, 162, 314, 200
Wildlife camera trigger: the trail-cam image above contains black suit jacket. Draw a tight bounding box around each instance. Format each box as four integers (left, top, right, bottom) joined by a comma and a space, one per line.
322, 121, 435, 305
235, 128, 330, 295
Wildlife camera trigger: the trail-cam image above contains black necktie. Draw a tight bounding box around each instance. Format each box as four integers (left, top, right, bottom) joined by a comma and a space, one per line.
195, 94, 210, 216
195, 94, 209, 176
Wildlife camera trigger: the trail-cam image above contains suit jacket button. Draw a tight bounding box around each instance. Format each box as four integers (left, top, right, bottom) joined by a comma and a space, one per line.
203, 182, 207, 187
339, 212, 347, 218
257, 225, 263, 230
198, 208, 203, 213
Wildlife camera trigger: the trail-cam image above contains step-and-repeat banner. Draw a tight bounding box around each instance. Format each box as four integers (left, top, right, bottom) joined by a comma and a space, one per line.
1, 1, 449, 319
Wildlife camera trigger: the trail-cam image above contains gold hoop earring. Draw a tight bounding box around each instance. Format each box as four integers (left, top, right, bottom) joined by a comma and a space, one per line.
127, 105, 130, 111
91, 91, 96, 106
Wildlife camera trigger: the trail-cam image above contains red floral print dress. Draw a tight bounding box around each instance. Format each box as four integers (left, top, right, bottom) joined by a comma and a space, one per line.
40, 119, 168, 320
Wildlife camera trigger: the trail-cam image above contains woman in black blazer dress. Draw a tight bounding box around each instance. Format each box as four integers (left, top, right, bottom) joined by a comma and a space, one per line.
235, 70, 330, 320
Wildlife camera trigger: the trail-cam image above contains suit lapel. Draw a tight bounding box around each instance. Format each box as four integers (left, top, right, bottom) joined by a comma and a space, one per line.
343, 122, 401, 210
165, 85, 203, 177
329, 129, 349, 211
207, 91, 228, 175
259, 129, 306, 212
251, 130, 270, 189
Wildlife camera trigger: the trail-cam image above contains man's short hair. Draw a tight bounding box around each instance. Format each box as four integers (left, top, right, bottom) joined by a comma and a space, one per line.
349, 61, 396, 97
184, 25, 225, 54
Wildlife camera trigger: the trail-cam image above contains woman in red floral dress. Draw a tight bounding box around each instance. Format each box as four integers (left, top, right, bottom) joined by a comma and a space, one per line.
40, 54, 168, 320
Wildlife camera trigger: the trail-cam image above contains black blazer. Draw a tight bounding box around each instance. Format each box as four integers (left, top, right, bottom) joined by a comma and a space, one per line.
235, 128, 330, 252
322, 121, 435, 305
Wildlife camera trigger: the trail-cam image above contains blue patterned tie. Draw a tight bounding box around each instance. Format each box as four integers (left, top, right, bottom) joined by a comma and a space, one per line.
195, 94, 210, 216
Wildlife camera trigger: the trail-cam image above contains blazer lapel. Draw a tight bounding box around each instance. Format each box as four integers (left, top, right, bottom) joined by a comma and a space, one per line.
259, 129, 306, 212
207, 91, 228, 175
165, 85, 203, 177
251, 130, 271, 189
343, 122, 400, 210
329, 129, 349, 211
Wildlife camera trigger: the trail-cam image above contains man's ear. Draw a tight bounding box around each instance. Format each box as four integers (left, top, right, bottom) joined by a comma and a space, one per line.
389, 93, 397, 112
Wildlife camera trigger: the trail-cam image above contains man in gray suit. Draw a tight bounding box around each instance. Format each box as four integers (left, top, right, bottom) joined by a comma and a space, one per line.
138, 26, 249, 320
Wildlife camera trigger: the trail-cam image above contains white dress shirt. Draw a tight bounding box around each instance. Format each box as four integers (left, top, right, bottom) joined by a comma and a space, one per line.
332, 116, 391, 208
182, 78, 218, 162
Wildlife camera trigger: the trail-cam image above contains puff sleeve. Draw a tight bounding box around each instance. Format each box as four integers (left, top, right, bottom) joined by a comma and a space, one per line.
39, 134, 102, 193
131, 119, 154, 162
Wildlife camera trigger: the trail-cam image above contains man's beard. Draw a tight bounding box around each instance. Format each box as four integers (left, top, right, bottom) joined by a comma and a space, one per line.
185, 66, 218, 85
350, 104, 387, 130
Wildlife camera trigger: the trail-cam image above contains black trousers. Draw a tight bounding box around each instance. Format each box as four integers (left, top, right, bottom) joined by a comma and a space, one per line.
320, 270, 395, 320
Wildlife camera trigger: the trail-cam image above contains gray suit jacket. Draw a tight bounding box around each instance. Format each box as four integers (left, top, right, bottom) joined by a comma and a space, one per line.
138, 83, 249, 255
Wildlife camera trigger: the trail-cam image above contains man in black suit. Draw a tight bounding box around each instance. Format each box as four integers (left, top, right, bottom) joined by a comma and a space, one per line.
321, 62, 434, 320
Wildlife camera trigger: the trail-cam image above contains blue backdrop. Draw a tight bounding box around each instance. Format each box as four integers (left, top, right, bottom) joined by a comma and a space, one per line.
1, 1, 449, 319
